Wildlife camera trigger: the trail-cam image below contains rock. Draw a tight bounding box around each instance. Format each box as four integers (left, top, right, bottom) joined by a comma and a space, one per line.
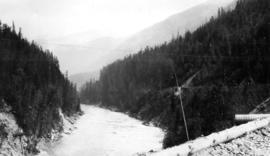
194, 125, 270, 156
0, 112, 29, 156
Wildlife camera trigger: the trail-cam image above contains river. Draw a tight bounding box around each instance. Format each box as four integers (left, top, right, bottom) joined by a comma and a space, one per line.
38, 104, 164, 156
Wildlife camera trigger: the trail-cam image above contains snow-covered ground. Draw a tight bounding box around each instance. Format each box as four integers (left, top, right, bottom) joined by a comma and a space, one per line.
38, 104, 164, 156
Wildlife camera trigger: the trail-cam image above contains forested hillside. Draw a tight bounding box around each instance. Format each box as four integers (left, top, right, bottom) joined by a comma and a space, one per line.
80, 0, 270, 148
0, 22, 80, 152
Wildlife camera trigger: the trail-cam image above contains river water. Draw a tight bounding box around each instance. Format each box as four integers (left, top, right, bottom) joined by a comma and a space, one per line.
39, 105, 164, 156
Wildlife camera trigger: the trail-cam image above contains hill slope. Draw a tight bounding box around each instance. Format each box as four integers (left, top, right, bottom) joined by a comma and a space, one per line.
39, 34, 123, 74
107, 0, 235, 61
81, 0, 270, 148
69, 71, 100, 89
0, 22, 81, 153
77, 0, 235, 87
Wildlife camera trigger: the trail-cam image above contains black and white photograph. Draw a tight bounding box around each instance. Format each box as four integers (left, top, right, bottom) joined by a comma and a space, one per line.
0, 0, 269, 155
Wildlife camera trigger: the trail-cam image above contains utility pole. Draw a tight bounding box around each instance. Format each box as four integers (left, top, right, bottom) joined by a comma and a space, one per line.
174, 73, 190, 141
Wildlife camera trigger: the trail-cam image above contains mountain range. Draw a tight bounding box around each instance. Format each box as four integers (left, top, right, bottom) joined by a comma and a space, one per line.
69, 0, 235, 87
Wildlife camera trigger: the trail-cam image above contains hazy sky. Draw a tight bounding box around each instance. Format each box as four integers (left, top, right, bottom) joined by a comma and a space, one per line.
0, 0, 207, 40
0, 0, 211, 74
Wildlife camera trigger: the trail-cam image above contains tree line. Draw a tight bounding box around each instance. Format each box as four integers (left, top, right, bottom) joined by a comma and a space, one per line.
0, 21, 80, 152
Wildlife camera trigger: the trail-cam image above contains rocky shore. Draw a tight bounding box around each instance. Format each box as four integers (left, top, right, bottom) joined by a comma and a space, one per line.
0, 101, 82, 156
36, 109, 82, 156
0, 106, 28, 156
195, 126, 270, 156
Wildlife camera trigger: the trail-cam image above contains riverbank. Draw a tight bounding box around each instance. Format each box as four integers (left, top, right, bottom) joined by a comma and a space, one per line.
0, 99, 83, 156
37, 104, 164, 156
0, 110, 28, 156
36, 109, 82, 156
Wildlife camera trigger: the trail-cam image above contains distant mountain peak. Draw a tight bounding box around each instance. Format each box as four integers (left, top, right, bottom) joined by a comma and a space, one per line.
105, 0, 236, 62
